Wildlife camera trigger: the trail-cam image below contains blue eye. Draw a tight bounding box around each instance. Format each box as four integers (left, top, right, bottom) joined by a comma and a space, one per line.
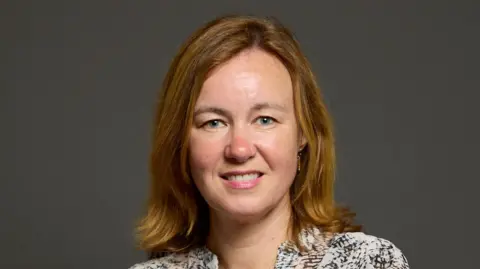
256, 117, 275, 126
205, 120, 225, 129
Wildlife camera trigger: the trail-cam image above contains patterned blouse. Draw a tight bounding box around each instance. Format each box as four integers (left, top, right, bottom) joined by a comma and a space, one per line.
129, 227, 409, 269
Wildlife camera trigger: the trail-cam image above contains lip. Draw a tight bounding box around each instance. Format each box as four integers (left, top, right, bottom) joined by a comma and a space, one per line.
220, 170, 263, 177
220, 170, 264, 190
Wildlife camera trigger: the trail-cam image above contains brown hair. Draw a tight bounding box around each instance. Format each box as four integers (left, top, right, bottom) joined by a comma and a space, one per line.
136, 14, 361, 254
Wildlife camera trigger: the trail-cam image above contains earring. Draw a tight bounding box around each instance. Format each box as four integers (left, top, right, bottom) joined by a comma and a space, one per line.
297, 153, 301, 172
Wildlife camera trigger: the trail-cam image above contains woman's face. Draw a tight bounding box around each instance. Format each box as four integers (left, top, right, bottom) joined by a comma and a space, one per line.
189, 49, 304, 222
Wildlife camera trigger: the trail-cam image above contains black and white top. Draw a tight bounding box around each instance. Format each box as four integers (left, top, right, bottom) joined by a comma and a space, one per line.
129, 227, 409, 269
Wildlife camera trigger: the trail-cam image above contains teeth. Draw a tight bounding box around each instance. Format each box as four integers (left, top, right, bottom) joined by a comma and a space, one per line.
226, 173, 259, 181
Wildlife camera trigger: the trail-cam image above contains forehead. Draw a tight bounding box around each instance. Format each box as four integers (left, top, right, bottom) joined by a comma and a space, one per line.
197, 49, 293, 106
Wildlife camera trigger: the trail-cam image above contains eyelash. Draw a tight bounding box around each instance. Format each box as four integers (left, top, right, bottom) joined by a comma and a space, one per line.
201, 116, 277, 128
203, 119, 225, 129
255, 116, 276, 125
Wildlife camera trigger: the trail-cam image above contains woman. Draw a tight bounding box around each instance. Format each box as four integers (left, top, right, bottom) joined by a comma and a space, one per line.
129, 15, 409, 269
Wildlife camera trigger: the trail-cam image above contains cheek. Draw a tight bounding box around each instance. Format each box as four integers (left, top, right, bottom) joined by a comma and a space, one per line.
188, 133, 224, 176
255, 128, 299, 170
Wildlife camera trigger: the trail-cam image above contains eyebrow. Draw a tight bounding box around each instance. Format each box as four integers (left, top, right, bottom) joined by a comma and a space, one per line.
193, 107, 232, 118
251, 102, 287, 112
193, 102, 287, 118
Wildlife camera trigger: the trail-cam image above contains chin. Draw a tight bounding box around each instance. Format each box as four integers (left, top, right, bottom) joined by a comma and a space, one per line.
217, 197, 277, 223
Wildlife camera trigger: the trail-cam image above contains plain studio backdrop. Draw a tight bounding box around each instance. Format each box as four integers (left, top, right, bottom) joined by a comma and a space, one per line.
1, 1, 478, 268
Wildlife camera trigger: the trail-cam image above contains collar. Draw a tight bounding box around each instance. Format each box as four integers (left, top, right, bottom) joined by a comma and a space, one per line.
194, 226, 333, 269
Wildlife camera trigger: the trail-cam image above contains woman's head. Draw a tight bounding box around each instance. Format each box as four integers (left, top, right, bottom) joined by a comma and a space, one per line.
137, 14, 359, 253
190, 47, 304, 224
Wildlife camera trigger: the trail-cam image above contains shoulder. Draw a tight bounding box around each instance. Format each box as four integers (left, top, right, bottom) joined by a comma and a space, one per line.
128, 247, 215, 269
321, 232, 410, 268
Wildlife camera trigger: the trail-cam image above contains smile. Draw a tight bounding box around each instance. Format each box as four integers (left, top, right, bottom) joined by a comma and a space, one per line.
224, 173, 261, 181
220, 171, 264, 189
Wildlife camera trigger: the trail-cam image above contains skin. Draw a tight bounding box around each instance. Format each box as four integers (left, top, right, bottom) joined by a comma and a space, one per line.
189, 48, 305, 269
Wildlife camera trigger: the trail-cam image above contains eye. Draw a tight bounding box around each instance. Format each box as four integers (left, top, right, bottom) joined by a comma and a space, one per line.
203, 119, 226, 129
255, 116, 276, 126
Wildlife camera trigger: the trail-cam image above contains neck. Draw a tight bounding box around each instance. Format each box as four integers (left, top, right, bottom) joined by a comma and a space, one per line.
206, 195, 292, 269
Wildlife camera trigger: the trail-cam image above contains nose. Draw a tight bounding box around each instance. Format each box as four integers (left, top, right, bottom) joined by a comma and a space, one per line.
224, 130, 256, 163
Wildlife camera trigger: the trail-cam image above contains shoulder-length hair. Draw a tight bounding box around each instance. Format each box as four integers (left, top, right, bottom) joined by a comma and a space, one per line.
136, 14, 361, 254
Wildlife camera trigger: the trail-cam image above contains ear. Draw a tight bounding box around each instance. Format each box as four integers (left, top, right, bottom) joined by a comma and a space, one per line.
298, 133, 307, 152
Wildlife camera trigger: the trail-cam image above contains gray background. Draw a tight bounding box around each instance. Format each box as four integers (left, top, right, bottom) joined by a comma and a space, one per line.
2, 1, 479, 268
